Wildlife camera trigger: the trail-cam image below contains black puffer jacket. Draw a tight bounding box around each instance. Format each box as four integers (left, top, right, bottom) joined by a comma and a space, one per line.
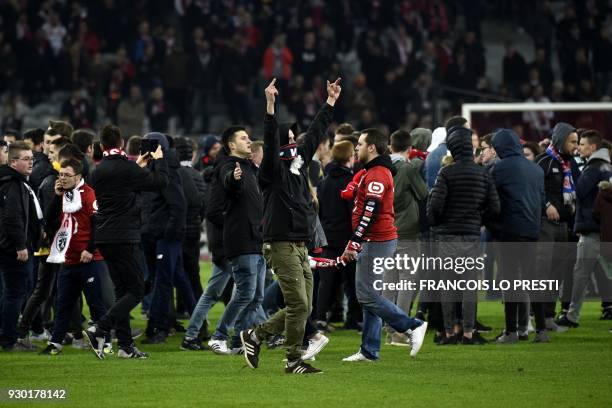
259, 103, 333, 242
219, 156, 264, 258
427, 127, 500, 236
0, 166, 41, 253
177, 164, 206, 240
317, 161, 354, 249
91, 154, 168, 244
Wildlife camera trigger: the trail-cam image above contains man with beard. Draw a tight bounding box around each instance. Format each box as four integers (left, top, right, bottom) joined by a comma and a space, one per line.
341, 128, 428, 362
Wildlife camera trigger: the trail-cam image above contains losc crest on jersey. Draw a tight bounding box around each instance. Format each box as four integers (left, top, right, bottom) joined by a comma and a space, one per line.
367, 181, 384, 195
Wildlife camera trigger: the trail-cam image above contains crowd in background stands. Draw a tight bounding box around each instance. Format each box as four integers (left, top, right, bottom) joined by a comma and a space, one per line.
0, 0, 611, 138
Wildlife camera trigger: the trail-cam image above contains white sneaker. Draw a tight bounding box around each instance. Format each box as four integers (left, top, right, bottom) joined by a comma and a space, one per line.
527, 317, 535, 333
30, 329, 51, 341
302, 334, 329, 361
407, 321, 428, 357
72, 338, 86, 349
390, 332, 411, 347
208, 339, 231, 355
342, 351, 375, 362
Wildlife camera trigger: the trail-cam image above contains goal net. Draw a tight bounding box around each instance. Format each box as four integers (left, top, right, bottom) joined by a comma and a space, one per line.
461, 102, 612, 140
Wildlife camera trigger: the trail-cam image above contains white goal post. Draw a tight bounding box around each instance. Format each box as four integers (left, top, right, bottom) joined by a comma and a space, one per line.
462, 102, 612, 128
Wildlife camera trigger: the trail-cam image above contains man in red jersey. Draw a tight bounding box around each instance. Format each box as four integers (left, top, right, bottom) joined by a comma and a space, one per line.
39, 158, 108, 355
341, 128, 428, 362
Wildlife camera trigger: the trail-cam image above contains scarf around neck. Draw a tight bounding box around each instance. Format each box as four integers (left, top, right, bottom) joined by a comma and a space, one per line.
47, 179, 85, 264
279, 143, 304, 175
546, 145, 576, 206
102, 148, 127, 157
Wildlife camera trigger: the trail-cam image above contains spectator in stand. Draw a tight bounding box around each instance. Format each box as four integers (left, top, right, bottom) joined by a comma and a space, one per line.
503, 41, 528, 97
262, 33, 293, 91
61, 88, 96, 130
147, 87, 168, 133
118, 85, 145, 139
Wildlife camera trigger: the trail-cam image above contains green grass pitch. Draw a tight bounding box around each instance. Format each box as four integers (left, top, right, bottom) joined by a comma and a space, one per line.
1, 263, 611, 407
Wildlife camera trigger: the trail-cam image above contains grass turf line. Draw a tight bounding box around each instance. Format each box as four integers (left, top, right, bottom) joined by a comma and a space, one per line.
1, 263, 611, 407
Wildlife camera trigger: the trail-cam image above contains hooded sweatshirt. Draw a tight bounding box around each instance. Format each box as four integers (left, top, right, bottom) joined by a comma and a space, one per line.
425, 127, 448, 189
491, 129, 545, 240
427, 127, 500, 237
260, 103, 334, 242
351, 155, 398, 243
534, 122, 580, 223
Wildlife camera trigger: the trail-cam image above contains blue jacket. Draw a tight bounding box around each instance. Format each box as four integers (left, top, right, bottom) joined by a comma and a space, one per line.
425, 143, 448, 190
574, 148, 612, 234
491, 129, 545, 240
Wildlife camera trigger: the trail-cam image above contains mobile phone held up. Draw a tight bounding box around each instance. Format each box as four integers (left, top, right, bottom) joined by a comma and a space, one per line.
140, 139, 159, 155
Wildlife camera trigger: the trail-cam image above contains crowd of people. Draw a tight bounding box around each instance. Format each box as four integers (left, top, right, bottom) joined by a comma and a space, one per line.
1, 67, 611, 374
1, 1, 611, 139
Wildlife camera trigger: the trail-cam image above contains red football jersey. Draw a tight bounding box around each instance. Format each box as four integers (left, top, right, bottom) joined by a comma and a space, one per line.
62, 183, 104, 265
351, 165, 398, 242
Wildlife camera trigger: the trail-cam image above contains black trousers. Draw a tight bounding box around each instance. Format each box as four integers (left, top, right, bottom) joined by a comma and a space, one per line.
18, 261, 58, 336
50, 262, 107, 345
177, 237, 203, 313
498, 237, 546, 331
97, 243, 144, 348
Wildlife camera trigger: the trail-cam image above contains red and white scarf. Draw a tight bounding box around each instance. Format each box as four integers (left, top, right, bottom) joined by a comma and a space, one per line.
102, 148, 128, 157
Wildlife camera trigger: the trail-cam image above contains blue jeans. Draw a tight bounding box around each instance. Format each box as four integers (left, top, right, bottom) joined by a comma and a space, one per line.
185, 259, 232, 339
356, 240, 423, 360
148, 240, 196, 332
212, 254, 266, 346
0, 251, 33, 348
50, 261, 108, 344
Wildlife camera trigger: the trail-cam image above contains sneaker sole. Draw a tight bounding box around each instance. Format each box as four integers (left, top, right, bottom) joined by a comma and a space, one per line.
240, 331, 257, 369
82, 330, 104, 360
302, 336, 329, 361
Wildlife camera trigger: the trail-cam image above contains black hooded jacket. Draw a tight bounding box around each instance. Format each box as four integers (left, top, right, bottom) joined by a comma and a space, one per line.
427, 127, 500, 236
177, 164, 206, 240
491, 129, 545, 240
0, 165, 41, 254
143, 149, 187, 241
219, 155, 264, 258
317, 161, 354, 249
259, 103, 334, 242
534, 122, 580, 223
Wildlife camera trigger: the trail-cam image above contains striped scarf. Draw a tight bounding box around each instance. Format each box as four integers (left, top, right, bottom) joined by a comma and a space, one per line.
546, 145, 576, 205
